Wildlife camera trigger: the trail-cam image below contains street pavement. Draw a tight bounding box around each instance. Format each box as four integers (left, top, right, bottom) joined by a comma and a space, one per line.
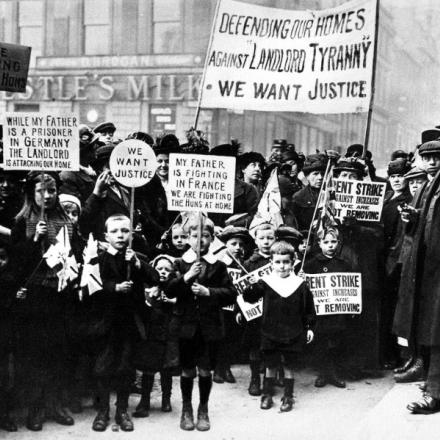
3, 364, 413, 440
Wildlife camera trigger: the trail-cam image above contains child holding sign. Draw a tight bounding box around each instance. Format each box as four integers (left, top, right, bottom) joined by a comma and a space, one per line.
304, 227, 353, 388
166, 217, 235, 432
243, 241, 316, 412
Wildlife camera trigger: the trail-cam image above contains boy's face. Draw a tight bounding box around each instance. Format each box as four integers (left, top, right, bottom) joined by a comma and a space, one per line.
0, 248, 8, 270
171, 226, 188, 250
271, 253, 293, 278
319, 233, 338, 258
189, 228, 213, 255
105, 218, 130, 250
62, 202, 79, 225
298, 239, 310, 254
155, 259, 174, 282
255, 228, 275, 255
226, 237, 245, 260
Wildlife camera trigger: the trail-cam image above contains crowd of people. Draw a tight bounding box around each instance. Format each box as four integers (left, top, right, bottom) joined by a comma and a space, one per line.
1, 120, 440, 434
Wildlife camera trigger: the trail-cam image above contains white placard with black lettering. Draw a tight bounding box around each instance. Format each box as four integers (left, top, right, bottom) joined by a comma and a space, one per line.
168, 153, 236, 213
109, 140, 158, 188
3, 112, 79, 171
200, 0, 376, 114
304, 272, 362, 315
333, 179, 386, 222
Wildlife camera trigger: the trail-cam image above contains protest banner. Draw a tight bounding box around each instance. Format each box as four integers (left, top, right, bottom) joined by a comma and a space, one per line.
233, 263, 272, 321
304, 272, 362, 315
109, 140, 158, 278
198, 0, 376, 114
333, 178, 386, 222
2, 112, 79, 171
167, 153, 236, 214
223, 267, 242, 311
0, 42, 31, 93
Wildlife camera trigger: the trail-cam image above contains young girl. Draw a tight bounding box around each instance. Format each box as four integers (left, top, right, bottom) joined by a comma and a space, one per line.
304, 227, 353, 388
133, 254, 179, 418
243, 241, 316, 412
11, 172, 77, 431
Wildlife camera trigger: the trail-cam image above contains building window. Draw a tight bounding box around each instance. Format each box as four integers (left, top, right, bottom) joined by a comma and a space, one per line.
84, 0, 110, 55
19, 0, 43, 60
14, 103, 40, 112
153, 0, 182, 54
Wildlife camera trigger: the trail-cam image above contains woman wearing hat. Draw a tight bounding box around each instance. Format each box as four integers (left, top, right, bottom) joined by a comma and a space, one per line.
381, 159, 412, 370
333, 158, 385, 376
291, 154, 328, 231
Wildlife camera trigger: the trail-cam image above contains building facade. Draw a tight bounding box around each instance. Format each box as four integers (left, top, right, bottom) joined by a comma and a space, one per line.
0, 0, 438, 168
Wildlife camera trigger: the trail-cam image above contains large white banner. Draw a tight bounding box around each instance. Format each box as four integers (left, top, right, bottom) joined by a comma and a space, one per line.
200, 0, 376, 113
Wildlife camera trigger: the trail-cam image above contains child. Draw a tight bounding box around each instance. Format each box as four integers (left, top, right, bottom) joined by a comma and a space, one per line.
243, 223, 276, 396
156, 223, 189, 258
83, 214, 159, 432
243, 241, 316, 412
59, 194, 81, 226
214, 226, 253, 384
166, 217, 235, 432
133, 254, 179, 418
304, 227, 353, 388
297, 229, 312, 262
0, 240, 17, 431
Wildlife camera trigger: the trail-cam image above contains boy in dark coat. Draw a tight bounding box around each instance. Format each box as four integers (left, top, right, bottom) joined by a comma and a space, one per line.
166, 217, 235, 432
243, 223, 276, 396
243, 241, 316, 412
83, 214, 159, 432
304, 227, 353, 388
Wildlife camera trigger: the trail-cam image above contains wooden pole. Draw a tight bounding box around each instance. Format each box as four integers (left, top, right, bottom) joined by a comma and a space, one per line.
40, 171, 46, 221
196, 211, 203, 261
127, 186, 135, 280
362, 0, 381, 159
299, 159, 332, 273
193, 0, 222, 130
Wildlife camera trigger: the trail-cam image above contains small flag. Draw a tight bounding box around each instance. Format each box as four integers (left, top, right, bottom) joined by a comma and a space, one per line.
80, 234, 103, 295
249, 168, 283, 234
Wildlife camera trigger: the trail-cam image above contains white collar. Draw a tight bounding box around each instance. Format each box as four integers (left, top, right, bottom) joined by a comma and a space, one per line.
262, 272, 303, 298
181, 247, 217, 264
106, 244, 121, 256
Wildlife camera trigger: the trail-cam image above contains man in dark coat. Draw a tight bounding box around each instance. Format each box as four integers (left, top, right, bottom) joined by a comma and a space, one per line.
393, 140, 440, 414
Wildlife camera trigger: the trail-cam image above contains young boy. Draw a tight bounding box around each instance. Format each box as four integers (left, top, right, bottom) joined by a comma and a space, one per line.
243, 223, 276, 396
84, 214, 159, 432
166, 217, 235, 432
304, 227, 353, 388
244, 241, 316, 412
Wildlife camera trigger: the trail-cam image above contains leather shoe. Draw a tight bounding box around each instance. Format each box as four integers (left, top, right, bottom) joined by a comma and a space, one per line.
328, 374, 346, 389
132, 399, 149, 418
394, 358, 425, 383
280, 396, 294, 412
92, 410, 109, 432
26, 407, 43, 431
196, 405, 210, 431
180, 404, 195, 431
224, 368, 236, 384
394, 356, 414, 374
47, 407, 74, 426
407, 395, 440, 414
115, 410, 134, 432
0, 415, 17, 432
161, 396, 172, 412
314, 375, 327, 388
260, 395, 273, 410
213, 371, 224, 384
248, 377, 262, 396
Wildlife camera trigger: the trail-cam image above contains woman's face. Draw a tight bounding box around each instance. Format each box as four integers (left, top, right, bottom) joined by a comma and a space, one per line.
156, 154, 169, 180
389, 174, 407, 193
338, 170, 360, 181
307, 170, 324, 189
34, 179, 57, 210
